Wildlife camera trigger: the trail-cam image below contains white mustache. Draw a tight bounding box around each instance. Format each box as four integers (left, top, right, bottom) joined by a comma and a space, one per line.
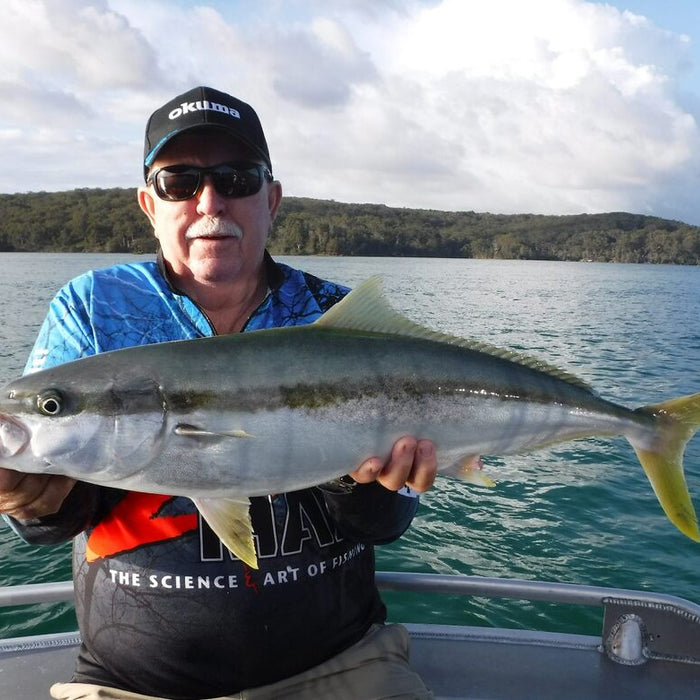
185, 219, 243, 240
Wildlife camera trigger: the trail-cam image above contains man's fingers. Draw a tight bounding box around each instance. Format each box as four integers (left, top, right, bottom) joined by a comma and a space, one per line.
405, 440, 438, 492
0, 467, 25, 494
0, 471, 41, 516
349, 456, 384, 484
348, 437, 438, 493
30, 476, 76, 518
377, 436, 420, 491
0, 472, 76, 520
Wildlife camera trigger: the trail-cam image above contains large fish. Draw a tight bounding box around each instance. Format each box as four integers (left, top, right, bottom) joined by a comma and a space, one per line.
0, 278, 698, 568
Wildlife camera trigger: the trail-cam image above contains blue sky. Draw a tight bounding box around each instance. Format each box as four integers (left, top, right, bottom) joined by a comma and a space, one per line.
3, 0, 700, 225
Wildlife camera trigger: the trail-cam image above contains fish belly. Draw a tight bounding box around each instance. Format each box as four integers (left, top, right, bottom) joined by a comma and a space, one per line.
109, 393, 648, 499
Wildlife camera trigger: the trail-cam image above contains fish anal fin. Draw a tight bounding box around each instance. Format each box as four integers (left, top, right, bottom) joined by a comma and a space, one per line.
193, 497, 259, 569
442, 454, 496, 488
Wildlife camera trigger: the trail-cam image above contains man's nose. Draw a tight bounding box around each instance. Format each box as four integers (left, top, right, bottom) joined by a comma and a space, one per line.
195, 176, 226, 216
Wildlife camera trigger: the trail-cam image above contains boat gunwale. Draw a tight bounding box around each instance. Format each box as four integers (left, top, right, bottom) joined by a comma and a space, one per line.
2, 571, 700, 618
3, 572, 700, 700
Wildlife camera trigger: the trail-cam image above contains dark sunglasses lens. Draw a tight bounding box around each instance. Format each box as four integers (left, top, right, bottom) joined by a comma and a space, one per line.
155, 170, 200, 201
212, 166, 264, 197
152, 164, 269, 201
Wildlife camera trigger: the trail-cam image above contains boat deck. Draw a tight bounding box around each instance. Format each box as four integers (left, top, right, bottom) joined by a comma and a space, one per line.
2, 573, 700, 699
409, 623, 700, 699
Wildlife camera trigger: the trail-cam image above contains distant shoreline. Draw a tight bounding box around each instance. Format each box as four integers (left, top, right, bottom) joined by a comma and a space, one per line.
1, 189, 698, 264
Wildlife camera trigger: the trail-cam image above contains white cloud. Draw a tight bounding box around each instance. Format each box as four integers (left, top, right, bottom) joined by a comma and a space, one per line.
302, 0, 699, 219
2, 0, 699, 224
2, 0, 159, 90
270, 17, 378, 108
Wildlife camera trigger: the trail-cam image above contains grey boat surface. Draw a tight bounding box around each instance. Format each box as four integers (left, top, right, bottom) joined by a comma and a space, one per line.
2, 572, 700, 699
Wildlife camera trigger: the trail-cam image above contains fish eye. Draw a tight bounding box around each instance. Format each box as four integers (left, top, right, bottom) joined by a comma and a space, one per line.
37, 390, 63, 416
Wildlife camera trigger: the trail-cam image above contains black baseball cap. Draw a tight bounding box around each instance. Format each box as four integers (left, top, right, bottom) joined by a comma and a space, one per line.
143, 86, 272, 179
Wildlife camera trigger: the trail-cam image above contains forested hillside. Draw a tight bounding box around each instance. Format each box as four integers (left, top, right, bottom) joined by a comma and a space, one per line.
1, 188, 698, 264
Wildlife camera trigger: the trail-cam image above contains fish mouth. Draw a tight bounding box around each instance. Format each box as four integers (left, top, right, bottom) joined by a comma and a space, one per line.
0, 414, 30, 458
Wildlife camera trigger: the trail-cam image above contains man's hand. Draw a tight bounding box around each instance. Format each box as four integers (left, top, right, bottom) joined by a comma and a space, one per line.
0, 468, 75, 521
349, 436, 437, 493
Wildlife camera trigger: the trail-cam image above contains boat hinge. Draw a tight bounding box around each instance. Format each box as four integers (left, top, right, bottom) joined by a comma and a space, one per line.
602, 596, 700, 666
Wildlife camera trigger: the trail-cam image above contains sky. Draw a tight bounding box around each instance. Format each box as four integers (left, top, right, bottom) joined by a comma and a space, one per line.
3, 0, 700, 225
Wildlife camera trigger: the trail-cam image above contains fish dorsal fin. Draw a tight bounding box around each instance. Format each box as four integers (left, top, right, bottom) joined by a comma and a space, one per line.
316, 276, 430, 337
316, 276, 592, 391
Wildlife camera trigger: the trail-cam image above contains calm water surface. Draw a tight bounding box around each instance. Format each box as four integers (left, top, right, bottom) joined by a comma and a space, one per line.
0, 253, 698, 638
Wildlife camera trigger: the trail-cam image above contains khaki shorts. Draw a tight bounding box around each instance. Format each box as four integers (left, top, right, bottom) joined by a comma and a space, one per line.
50, 623, 433, 700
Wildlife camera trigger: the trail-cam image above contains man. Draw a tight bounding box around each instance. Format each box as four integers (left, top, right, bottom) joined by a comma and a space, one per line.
0, 86, 437, 699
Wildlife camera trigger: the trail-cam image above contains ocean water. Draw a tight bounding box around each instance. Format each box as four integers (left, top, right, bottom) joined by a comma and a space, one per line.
0, 253, 698, 640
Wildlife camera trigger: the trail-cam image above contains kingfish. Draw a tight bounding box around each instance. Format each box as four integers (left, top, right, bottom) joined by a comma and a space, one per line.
0, 278, 698, 568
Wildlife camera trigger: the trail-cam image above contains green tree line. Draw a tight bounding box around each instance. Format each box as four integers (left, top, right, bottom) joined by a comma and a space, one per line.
1, 188, 698, 264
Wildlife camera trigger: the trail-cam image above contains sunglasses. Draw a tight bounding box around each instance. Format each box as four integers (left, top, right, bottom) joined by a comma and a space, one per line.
147, 162, 274, 201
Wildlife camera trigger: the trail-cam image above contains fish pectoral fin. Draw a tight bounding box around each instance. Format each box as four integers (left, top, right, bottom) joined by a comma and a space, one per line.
442, 454, 496, 488
193, 497, 259, 569
174, 424, 255, 439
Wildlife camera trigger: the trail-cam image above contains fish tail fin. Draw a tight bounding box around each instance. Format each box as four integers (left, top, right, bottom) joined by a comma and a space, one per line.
631, 392, 700, 543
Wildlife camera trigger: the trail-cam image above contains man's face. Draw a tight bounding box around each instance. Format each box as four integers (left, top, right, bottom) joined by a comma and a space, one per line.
138, 130, 282, 290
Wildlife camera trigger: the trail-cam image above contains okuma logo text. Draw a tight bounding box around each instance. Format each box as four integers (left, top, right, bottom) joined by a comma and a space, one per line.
168, 100, 241, 120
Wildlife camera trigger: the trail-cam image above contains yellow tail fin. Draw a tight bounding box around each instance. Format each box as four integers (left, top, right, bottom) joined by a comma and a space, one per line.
632, 393, 700, 542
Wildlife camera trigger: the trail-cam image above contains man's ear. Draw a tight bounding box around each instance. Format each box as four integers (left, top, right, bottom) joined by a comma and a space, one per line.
137, 186, 157, 230
267, 180, 283, 222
